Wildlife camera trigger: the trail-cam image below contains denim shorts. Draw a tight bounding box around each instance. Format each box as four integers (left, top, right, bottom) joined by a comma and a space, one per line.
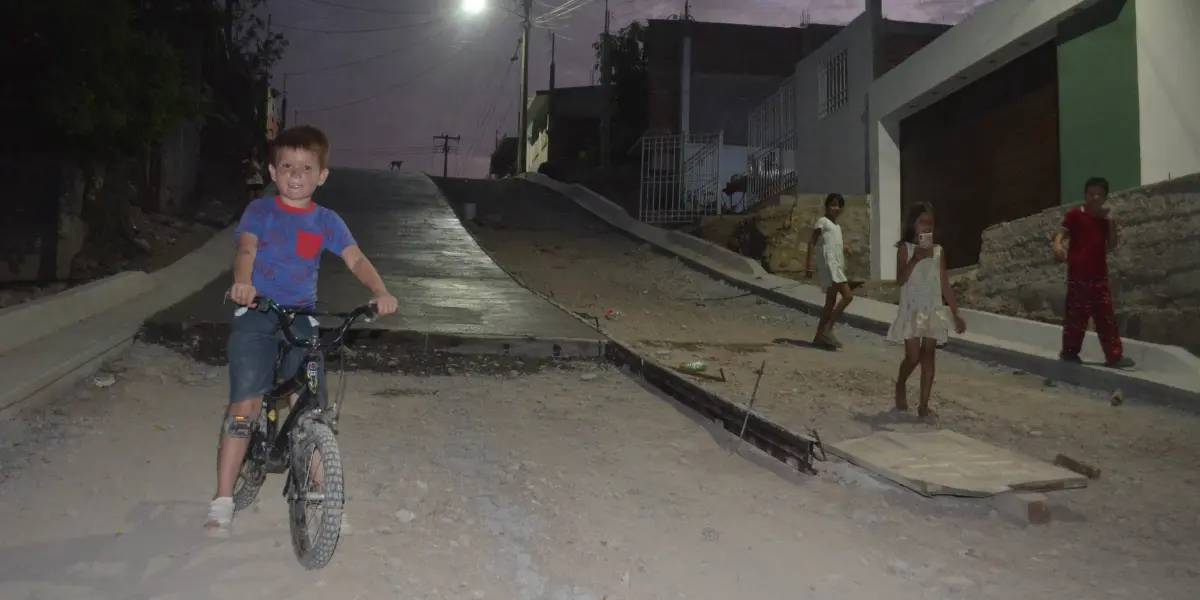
227, 309, 326, 404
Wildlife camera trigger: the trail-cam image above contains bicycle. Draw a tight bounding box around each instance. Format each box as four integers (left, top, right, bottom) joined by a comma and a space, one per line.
229, 295, 377, 570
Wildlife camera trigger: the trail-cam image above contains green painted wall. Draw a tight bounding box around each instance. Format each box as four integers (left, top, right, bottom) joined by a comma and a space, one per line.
1056, 0, 1141, 204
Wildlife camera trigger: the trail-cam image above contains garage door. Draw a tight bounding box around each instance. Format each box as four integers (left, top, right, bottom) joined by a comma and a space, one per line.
899, 42, 1060, 269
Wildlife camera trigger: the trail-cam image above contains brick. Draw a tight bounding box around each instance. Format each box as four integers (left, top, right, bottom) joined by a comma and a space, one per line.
990, 492, 1051, 525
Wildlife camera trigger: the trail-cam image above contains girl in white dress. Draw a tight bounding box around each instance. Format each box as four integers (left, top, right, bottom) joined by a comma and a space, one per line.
805, 193, 853, 349
887, 202, 967, 421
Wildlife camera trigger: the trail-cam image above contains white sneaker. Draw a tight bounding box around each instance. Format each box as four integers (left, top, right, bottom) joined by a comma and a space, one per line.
204, 497, 235, 538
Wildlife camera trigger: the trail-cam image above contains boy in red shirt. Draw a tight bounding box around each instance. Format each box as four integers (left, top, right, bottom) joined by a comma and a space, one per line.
1052, 177, 1134, 368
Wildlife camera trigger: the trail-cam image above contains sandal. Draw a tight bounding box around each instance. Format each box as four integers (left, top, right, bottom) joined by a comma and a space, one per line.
204, 497, 234, 538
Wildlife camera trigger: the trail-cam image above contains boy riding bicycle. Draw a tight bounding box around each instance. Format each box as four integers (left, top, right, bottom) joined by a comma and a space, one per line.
205, 126, 398, 537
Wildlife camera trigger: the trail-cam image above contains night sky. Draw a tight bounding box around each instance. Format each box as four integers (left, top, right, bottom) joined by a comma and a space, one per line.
271, 0, 989, 177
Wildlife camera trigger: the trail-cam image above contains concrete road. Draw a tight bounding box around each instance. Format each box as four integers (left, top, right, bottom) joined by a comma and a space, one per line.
148, 169, 598, 342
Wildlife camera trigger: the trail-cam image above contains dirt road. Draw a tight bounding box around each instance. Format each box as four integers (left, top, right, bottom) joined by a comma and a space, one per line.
436, 177, 1200, 600
1, 343, 980, 600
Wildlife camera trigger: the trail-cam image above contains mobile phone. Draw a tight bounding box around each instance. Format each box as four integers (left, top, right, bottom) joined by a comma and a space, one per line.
917, 232, 933, 248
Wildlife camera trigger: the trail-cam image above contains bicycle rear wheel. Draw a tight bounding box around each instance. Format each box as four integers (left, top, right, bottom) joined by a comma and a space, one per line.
287, 421, 345, 570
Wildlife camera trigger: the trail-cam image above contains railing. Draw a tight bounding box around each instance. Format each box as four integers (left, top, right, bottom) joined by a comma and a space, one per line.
637, 132, 724, 224
745, 76, 797, 209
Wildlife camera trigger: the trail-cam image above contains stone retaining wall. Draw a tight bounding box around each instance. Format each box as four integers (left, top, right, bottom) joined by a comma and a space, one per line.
967, 175, 1200, 353
691, 194, 871, 279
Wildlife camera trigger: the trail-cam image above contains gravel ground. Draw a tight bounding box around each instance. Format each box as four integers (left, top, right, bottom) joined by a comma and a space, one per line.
1, 343, 988, 600
434, 177, 1200, 600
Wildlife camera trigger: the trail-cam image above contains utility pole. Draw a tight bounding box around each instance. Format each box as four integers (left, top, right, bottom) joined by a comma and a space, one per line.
516, 0, 533, 174
280, 73, 289, 129
600, 0, 611, 166
434, 134, 461, 179
548, 32, 556, 120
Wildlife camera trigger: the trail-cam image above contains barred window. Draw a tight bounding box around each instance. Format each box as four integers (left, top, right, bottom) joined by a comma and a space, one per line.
817, 49, 849, 119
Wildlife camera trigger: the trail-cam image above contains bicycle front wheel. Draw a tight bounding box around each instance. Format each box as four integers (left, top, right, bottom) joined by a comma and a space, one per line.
288, 421, 345, 570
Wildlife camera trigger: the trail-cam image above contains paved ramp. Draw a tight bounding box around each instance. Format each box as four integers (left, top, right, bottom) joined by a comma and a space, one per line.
828, 430, 1088, 497
146, 170, 599, 347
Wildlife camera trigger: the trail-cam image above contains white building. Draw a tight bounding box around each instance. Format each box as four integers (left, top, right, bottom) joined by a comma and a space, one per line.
867, 0, 1200, 278
791, 14, 947, 196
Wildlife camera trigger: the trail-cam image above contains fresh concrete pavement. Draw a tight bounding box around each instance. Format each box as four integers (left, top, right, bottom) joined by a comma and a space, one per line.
2, 171, 602, 420
140, 169, 603, 360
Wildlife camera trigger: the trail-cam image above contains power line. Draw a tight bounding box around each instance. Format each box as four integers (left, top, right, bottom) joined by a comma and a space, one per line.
292, 0, 434, 15
433, 134, 462, 178
295, 41, 470, 114
456, 40, 520, 176
536, 0, 596, 25
274, 19, 433, 34
284, 20, 452, 76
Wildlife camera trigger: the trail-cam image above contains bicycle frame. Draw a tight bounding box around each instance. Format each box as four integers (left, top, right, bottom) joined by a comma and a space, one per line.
244, 297, 376, 474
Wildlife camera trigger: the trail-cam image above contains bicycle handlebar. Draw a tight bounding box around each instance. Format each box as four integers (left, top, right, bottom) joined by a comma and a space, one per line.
251, 296, 378, 349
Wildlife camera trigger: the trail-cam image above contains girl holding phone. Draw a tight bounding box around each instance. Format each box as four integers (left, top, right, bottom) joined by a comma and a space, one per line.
888, 202, 966, 422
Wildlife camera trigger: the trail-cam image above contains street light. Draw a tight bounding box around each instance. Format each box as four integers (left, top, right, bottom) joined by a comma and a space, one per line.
461, 0, 486, 15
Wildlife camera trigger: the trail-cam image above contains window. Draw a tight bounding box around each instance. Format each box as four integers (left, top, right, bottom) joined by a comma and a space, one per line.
817, 49, 849, 119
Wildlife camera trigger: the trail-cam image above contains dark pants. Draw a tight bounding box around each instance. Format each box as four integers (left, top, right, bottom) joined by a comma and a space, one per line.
227, 309, 326, 404
1061, 278, 1123, 362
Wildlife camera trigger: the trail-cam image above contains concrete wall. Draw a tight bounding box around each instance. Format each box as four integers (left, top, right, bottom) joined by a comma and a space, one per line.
1136, 0, 1200, 185
968, 175, 1200, 354
647, 20, 842, 135
868, 0, 1100, 279
690, 73, 786, 145
794, 14, 874, 196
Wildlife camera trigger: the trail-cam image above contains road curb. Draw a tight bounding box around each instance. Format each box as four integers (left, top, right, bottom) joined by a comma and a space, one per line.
137, 319, 606, 367
440, 186, 826, 474
0, 271, 155, 356
0, 189, 257, 422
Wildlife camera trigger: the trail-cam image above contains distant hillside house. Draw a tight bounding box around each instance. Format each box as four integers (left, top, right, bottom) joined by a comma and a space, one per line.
525, 85, 604, 174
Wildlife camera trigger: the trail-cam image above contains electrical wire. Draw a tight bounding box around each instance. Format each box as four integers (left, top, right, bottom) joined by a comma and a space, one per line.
295, 41, 469, 114
535, 0, 596, 25
274, 18, 433, 34
455, 44, 519, 177
292, 0, 434, 15
284, 20, 452, 76
454, 33, 520, 176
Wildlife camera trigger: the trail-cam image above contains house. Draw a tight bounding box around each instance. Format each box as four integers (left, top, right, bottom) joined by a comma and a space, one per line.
789, 16, 947, 196
645, 19, 842, 142
868, 0, 1200, 278
525, 85, 604, 174
636, 19, 843, 222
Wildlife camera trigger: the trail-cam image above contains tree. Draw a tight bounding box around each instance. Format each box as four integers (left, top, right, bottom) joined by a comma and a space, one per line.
593, 21, 648, 162
490, 137, 519, 178
5, 0, 199, 160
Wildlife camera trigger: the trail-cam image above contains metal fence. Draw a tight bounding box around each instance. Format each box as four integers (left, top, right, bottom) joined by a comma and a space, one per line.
637, 132, 723, 225
745, 76, 797, 209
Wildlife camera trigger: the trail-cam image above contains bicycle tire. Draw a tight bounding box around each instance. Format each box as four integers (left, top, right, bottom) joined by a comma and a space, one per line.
232, 460, 267, 511
287, 421, 345, 570
232, 413, 269, 511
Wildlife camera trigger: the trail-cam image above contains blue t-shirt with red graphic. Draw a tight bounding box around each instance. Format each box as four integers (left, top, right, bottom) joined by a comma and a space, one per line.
234, 196, 357, 308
